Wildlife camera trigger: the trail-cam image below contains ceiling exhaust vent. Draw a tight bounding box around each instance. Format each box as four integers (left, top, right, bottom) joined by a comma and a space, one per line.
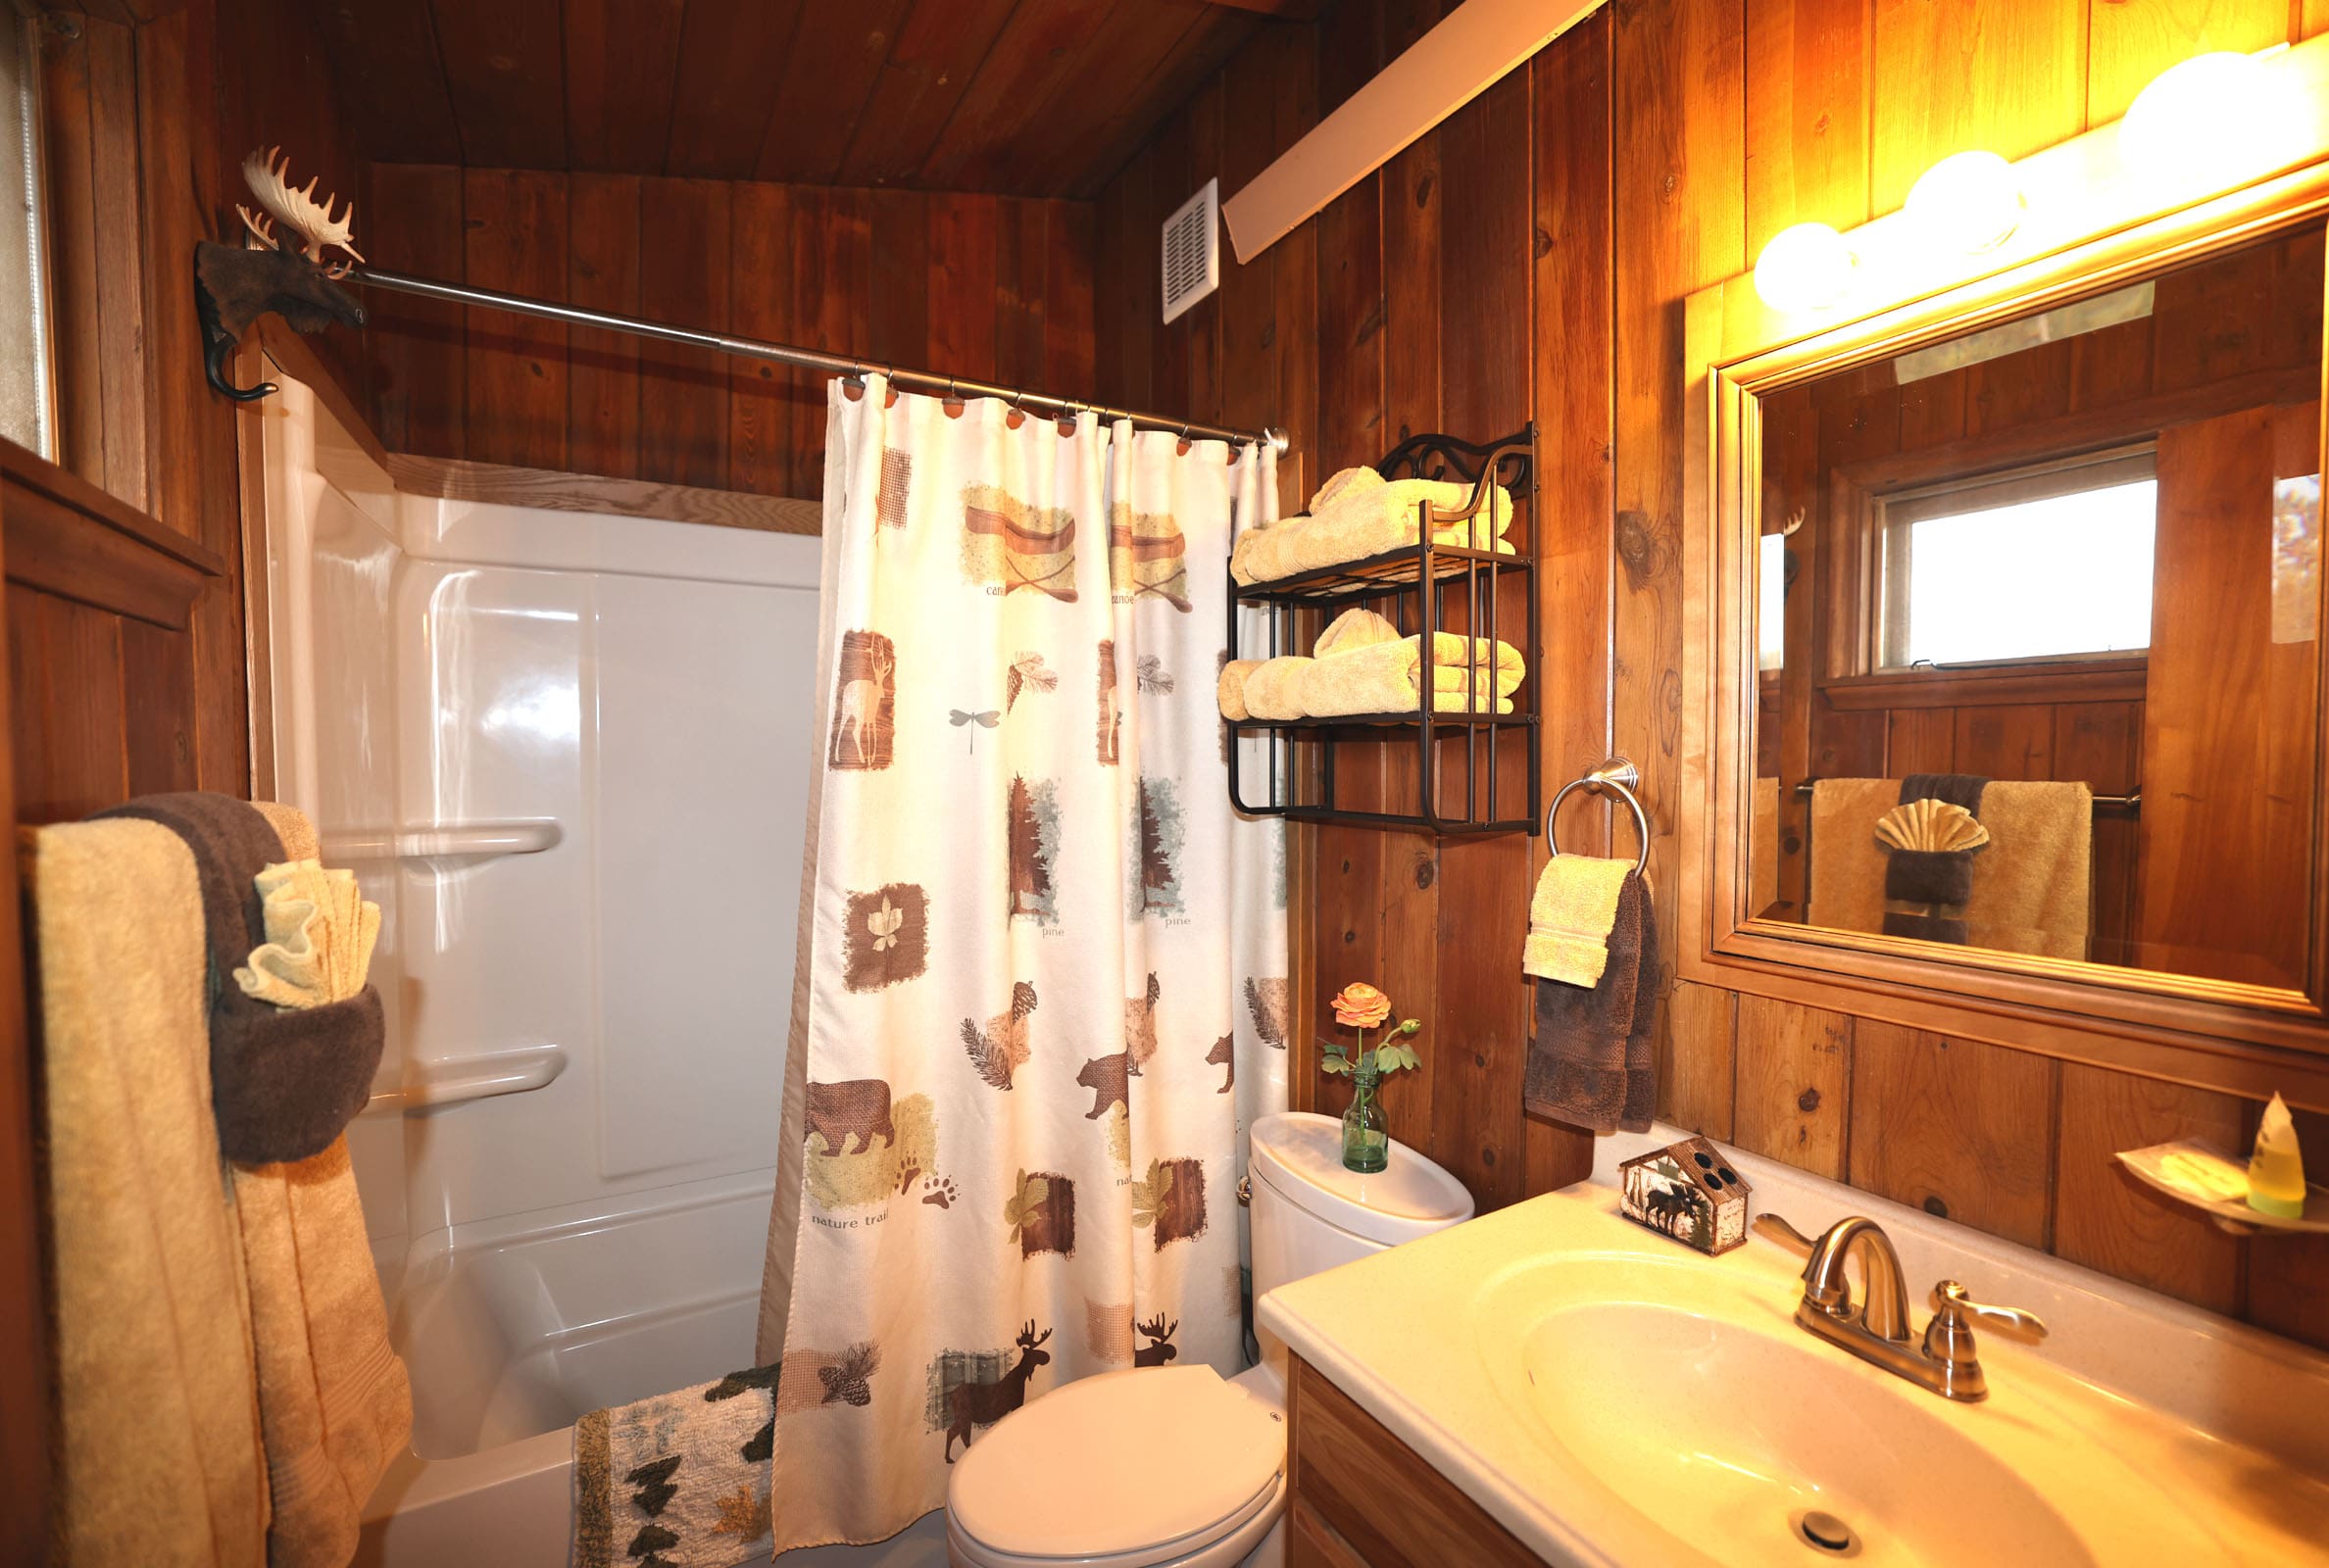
1161, 177, 1219, 324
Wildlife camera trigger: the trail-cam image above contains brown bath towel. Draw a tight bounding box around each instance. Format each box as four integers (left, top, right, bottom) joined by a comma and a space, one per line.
96, 791, 384, 1163
1882, 773, 1991, 942
1526, 870, 1660, 1136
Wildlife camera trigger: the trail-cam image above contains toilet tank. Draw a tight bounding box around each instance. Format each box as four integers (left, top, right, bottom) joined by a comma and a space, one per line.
1248, 1112, 1476, 1302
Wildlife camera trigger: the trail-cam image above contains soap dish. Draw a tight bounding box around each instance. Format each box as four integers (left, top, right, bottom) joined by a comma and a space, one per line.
2115, 1139, 2329, 1237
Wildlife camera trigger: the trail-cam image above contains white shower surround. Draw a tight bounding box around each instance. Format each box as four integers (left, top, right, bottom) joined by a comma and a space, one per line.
256, 375, 942, 1566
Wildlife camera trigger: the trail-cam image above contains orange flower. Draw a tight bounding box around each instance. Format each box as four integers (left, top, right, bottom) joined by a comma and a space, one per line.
1331, 982, 1392, 1030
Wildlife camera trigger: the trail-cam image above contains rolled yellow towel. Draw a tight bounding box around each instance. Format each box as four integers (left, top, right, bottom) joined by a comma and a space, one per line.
1295, 635, 1524, 717
1522, 854, 1633, 986
1314, 608, 1405, 658
1217, 660, 1263, 721
1242, 656, 1313, 720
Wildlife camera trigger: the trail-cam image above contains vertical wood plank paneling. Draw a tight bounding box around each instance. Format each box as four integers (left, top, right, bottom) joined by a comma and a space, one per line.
1745, 0, 1871, 255
1731, 994, 1852, 1178
1848, 1021, 2056, 1248
728, 181, 798, 499
1269, 25, 1323, 513
796, 188, 872, 492
563, 0, 689, 174
1867, 0, 2086, 216
364, 164, 468, 460
2246, 1104, 2329, 1345
1660, 979, 1737, 1138
2054, 1063, 2247, 1313
1185, 73, 1232, 431
929, 193, 1002, 385
568, 173, 645, 480
995, 200, 1049, 394
869, 187, 934, 390
2085, 0, 2291, 125
636, 178, 732, 489
464, 170, 570, 472
121, 617, 198, 796
1045, 201, 1099, 404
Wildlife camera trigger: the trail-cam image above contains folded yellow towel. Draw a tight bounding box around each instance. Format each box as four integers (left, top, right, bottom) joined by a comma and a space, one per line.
1523, 853, 1635, 985
1304, 466, 1514, 543
1217, 659, 1262, 721
234, 858, 381, 1009
1231, 473, 1516, 586
1243, 656, 1313, 720
1295, 634, 1524, 717
1314, 608, 1405, 659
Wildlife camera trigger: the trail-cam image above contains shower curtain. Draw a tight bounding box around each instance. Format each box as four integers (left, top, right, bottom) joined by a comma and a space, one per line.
754, 375, 1288, 1551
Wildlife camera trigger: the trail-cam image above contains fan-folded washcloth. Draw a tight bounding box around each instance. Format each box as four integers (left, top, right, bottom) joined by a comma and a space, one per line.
1295, 634, 1523, 717
1526, 868, 1660, 1136
235, 858, 381, 1008
1523, 851, 1632, 985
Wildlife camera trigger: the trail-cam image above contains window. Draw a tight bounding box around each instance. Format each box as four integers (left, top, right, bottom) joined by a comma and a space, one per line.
1876, 449, 2156, 668
1758, 532, 1786, 671
0, 13, 50, 457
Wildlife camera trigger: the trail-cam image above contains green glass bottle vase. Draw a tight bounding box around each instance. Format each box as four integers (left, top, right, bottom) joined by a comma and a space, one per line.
1342, 1064, 1389, 1173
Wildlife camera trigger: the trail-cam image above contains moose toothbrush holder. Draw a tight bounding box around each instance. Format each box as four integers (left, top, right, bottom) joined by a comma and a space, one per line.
1619, 1136, 1753, 1255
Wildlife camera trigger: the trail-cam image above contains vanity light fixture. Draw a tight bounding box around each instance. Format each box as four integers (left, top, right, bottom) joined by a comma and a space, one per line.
1904, 150, 2024, 254
2121, 46, 2302, 192
1751, 221, 1856, 314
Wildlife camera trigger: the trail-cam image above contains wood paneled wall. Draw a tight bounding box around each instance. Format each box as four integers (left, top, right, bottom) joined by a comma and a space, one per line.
1098, 0, 2329, 1350
356, 167, 1099, 498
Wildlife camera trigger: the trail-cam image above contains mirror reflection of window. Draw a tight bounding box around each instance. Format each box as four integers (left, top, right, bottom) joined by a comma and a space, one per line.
1758, 532, 1786, 671
1877, 451, 2156, 668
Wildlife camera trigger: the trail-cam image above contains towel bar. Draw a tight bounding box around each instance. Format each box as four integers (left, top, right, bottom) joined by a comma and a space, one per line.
1547, 757, 1650, 874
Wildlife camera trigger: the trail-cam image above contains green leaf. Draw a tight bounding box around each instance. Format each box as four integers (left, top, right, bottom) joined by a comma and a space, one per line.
1319, 1056, 1352, 1076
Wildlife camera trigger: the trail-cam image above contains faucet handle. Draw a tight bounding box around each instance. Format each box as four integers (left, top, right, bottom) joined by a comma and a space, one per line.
1930, 1280, 2049, 1342
1753, 1212, 1815, 1255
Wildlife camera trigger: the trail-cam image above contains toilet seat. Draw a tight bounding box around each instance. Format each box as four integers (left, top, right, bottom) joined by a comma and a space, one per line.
947, 1365, 1285, 1568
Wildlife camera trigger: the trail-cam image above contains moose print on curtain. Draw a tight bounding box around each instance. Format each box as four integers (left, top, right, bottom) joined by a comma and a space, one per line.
759, 376, 1287, 1553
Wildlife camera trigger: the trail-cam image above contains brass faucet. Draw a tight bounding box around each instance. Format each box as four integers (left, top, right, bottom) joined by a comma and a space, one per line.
1754, 1213, 2048, 1402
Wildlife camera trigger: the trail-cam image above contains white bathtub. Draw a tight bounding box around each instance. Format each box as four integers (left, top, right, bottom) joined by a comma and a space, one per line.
257, 370, 860, 1566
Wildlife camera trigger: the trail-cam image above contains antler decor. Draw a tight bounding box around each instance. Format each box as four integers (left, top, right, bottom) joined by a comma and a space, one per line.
193, 147, 368, 401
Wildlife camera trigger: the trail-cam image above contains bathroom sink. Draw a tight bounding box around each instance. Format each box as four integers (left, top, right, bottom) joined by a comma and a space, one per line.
1257, 1135, 2329, 1568
1492, 1263, 2095, 1565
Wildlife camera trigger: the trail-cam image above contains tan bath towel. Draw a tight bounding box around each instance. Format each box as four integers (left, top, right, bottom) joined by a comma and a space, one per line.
1313, 607, 1406, 659
1295, 632, 1523, 718
1242, 655, 1313, 720
35, 817, 270, 1568
1217, 659, 1263, 721
1522, 852, 1633, 985
1751, 776, 1780, 918
1808, 778, 2093, 959
1230, 473, 1516, 585
242, 802, 413, 1568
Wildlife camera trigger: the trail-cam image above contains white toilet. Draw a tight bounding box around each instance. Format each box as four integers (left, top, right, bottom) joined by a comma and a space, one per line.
944, 1111, 1475, 1568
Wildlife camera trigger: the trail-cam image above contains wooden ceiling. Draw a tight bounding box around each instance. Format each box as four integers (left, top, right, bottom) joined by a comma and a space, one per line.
312, 0, 1314, 199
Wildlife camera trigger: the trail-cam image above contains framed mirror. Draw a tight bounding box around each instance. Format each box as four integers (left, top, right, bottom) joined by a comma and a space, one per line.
1682, 71, 2329, 1107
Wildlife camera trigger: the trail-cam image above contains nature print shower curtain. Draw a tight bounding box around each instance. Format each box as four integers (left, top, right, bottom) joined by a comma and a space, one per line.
755, 375, 1288, 1551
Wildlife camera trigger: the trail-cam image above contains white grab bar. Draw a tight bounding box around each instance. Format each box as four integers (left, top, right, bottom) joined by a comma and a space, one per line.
322, 820, 563, 864
368, 1043, 568, 1112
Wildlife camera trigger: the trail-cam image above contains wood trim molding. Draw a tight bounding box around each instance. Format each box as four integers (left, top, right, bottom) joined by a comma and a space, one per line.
1819, 660, 2148, 710
383, 454, 821, 535
0, 440, 225, 629
1680, 103, 2329, 1112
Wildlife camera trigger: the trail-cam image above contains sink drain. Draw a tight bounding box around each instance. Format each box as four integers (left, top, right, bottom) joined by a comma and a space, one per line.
1793, 1509, 1861, 1556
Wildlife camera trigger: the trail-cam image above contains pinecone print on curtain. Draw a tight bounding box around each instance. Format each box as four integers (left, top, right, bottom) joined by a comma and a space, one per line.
803, 1079, 937, 1210
1129, 777, 1187, 921
829, 631, 897, 770
774, 1344, 881, 1418
876, 448, 914, 531
1006, 776, 1062, 927
1096, 639, 1122, 764
928, 1323, 1052, 1463
962, 483, 1078, 600
1131, 1157, 1209, 1249
1108, 504, 1191, 610
1006, 652, 1057, 713
1005, 1168, 1076, 1257
962, 983, 1037, 1089
843, 883, 927, 992
1244, 977, 1288, 1051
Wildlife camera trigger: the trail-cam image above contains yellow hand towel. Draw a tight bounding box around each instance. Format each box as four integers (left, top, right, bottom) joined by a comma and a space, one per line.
1314, 607, 1405, 658
1243, 655, 1313, 720
1296, 633, 1526, 718
1523, 853, 1634, 986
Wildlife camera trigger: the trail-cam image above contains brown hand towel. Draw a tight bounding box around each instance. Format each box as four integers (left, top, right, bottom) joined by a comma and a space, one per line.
1526, 870, 1660, 1136
97, 792, 385, 1163
1882, 773, 1990, 943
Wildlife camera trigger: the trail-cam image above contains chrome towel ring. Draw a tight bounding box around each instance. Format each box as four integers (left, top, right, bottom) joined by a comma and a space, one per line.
1546, 757, 1650, 875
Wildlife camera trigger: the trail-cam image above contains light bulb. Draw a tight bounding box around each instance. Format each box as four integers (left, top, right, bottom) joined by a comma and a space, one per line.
2121, 49, 2301, 192
1906, 150, 2023, 254
1753, 222, 1856, 314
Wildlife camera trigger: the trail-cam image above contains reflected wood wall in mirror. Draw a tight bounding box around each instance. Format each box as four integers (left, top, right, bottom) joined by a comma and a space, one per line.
1753, 223, 2323, 995
1684, 111, 2329, 1109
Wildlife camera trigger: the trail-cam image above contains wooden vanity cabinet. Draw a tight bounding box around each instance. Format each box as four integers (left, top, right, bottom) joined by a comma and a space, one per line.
1285, 1353, 1543, 1567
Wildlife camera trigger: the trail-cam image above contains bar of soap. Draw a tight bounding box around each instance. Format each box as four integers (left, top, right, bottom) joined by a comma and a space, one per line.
2248, 1093, 2307, 1220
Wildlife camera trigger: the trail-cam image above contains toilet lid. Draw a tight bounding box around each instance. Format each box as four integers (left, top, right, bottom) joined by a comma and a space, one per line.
949, 1365, 1284, 1563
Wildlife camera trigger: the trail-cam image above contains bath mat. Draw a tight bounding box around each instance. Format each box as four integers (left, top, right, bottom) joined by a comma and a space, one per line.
572, 1363, 778, 1568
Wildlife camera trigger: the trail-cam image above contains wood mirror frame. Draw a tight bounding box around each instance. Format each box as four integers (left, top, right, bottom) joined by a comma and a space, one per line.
1681, 53, 2329, 1112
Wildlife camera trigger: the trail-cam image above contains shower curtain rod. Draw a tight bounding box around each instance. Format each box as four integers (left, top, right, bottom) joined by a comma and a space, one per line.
349, 268, 1292, 456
